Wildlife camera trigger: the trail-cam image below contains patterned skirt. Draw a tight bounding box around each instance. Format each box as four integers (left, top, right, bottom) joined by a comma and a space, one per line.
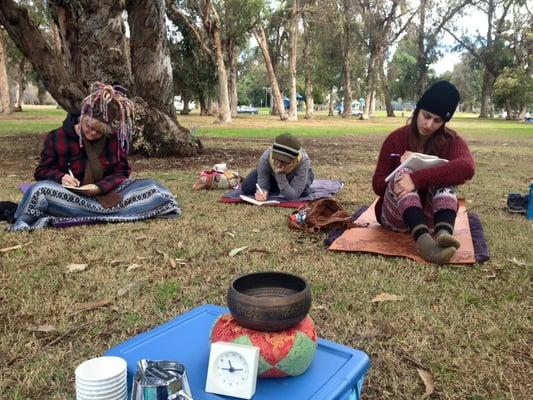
9, 179, 180, 231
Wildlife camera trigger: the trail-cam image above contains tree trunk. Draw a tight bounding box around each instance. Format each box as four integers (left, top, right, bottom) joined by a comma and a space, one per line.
0, 31, 13, 114
287, 0, 298, 121
180, 94, 190, 115
14, 57, 25, 112
227, 40, 238, 118
505, 100, 512, 120
212, 26, 231, 123
37, 81, 47, 105
253, 26, 287, 120
382, 63, 395, 117
199, 94, 209, 115
0, 0, 201, 157
341, 2, 352, 118
414, 0, 428, 99
479, 68, 495, 118
303, 14, 314, 120
328, 87, 334, 116
363, 52, 380, 119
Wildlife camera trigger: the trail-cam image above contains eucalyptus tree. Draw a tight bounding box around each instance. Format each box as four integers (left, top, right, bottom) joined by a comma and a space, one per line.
0, 30, 12, 114
413, 0, 473, 98
444, 0, 528, 117
0, 0, 201, 156
356, 0, 418, 119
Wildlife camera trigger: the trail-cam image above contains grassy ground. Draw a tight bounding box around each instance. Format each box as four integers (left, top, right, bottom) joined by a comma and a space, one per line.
0, 107, 532, 399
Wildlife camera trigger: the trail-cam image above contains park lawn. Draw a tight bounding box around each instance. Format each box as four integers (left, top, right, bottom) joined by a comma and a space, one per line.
0, 111, 532, 400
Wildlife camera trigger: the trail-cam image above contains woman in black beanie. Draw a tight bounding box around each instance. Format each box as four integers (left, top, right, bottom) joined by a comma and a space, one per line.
372, 81, 475, 264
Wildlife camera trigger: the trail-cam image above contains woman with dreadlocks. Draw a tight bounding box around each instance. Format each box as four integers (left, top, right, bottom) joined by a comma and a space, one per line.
9, 82, 180, 231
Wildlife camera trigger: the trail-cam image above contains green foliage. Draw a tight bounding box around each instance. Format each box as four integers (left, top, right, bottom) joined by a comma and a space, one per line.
493, 67, 533, 113
450, 53, 483, 112
388, 28, 419, 102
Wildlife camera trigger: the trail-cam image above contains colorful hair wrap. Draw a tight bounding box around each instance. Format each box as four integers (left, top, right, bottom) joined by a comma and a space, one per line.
79, 82, 135, 157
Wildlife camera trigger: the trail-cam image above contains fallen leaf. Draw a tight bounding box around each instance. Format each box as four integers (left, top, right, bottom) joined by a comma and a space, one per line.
177, 241, 184, 248
223, 231, 235, 238
135, 235, 148, 241
76, 299, 111, 311
0, 241, 32, 253
126, 263, 141, 272
65, 263, 88, 273
229, 246, 248, 257
175, 260, 187, 265
26, 324, 57, 333
136, 255, 152, 261
371, 292, 404, 303
312, 304, 326, 310
251, 229, 260, 233
168, 258, 176, 268
0, 244, 22, 253
416, 368, 435, 399
507, 257, 527, 267
484, 273, 496, 279
110, 259, 124, 265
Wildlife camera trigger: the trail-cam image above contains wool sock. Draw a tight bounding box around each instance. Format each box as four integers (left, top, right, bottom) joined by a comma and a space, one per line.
403, 206, 456, 263
416, 233, 457, 264
434, 209, 460, 249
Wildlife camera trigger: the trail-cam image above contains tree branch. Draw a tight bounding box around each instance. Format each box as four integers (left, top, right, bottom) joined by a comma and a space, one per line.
165, 0, 213, 58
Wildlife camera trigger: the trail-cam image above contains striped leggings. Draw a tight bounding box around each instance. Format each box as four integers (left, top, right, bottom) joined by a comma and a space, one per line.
380, 168, 458, 232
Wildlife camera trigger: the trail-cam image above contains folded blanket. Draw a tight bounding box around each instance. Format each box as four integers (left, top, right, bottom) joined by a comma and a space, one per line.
221, 179, 344, 208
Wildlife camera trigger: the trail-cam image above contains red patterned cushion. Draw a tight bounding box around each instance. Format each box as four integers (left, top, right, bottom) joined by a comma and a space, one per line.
210, 314, 317, 378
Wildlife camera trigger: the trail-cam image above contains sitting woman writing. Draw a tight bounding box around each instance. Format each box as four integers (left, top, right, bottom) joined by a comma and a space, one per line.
372, 81, 475, 264
10, 82, 180, 231
241, 133, 314, 201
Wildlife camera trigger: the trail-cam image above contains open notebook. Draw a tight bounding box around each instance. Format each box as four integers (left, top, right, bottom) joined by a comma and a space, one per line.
385, 152, 448, 182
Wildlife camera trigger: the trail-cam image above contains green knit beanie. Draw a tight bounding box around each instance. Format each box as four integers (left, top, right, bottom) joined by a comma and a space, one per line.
272, 133, 301, 163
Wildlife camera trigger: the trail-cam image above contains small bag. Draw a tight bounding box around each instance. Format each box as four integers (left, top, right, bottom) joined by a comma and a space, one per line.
193, 169, 241, 190
288, 198, 360, 233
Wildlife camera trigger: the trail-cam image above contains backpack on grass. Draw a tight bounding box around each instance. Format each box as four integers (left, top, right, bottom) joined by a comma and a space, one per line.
288, 198, 362, 233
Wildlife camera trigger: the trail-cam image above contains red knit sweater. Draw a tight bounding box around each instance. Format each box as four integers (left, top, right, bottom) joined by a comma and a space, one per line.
372, 125, 475, 219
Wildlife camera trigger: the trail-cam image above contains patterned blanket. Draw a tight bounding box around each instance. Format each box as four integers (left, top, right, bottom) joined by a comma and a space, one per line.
9, 179, 180, 231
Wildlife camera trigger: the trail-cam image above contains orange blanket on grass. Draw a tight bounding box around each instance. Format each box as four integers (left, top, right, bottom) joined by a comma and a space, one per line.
328, 199, 476, 264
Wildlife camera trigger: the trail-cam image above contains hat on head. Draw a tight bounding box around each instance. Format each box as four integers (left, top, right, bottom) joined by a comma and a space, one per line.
416, 80, 460, 122
272, 133, 301, 163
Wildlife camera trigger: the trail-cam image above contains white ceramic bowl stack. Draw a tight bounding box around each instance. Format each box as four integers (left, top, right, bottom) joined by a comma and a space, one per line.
75, 356, 128, 400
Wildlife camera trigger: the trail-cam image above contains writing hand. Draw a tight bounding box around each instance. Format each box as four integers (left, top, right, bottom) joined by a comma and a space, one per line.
255, 191, 268, 202
400, 151, 413, 163
82, 184, 102, 196
394, 175, 415, 197
62, 174, 80, 187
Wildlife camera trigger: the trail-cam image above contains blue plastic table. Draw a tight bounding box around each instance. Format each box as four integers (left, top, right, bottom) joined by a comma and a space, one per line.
105, 304, 370, 400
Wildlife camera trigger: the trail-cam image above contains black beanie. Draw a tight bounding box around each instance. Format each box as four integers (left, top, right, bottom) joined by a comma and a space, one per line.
416, 81, 460, 122
272, 133, 301, 163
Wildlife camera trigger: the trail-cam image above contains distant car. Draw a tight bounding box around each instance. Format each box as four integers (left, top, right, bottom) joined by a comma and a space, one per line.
237, 105, 259, 114
335, 102, 363, 117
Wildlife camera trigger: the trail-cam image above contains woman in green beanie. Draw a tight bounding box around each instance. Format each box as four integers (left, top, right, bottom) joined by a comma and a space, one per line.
241, 133, 314, 201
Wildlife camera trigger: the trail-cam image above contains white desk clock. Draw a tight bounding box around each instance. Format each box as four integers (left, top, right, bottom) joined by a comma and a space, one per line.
205, 341, 260, 399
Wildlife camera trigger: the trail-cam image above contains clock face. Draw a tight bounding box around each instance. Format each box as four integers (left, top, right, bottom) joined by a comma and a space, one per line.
215, 351, 249, 388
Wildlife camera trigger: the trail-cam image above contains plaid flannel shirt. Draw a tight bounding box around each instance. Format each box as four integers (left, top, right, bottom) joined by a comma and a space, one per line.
34, 117, 130, 194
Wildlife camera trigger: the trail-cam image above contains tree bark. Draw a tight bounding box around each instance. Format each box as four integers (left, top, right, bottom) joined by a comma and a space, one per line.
328, 87, 334, 116
479, 68, 495, 118
199, 93, 209, 115
363, 52, 380, 119
1, 0, 201, 156
0, 31, 13, 114
212, 26, 231, 123
341, 0, 352, 118
414, 0, 428, 99
303, 12, 314, 120
227, 40, 238, 118
287, 0, 299, 121
180, 94, 190, 115
253, 26, 287, 120
37, 80, 47, 105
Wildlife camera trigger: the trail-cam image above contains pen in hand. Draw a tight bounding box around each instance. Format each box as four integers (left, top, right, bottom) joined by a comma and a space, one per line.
256, 183, 265, 194
67, 168, 80, 187
390, 153, 401, 157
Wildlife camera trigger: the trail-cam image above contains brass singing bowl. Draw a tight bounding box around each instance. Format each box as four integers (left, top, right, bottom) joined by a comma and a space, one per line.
227, 272, 312, 332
